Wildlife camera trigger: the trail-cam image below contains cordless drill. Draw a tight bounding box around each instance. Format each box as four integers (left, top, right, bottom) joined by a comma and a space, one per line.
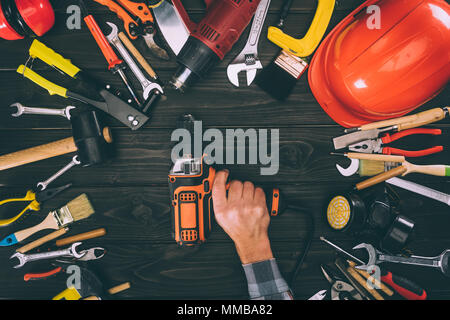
169, 156, 285, 246
170, 0, 262, 91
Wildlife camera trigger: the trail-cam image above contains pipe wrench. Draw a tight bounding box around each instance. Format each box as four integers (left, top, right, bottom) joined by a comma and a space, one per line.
227, 0, 270, 87
106, 22, 163, 114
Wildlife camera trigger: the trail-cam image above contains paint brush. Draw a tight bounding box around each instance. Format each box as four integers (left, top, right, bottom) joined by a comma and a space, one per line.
0, 194, 94, 246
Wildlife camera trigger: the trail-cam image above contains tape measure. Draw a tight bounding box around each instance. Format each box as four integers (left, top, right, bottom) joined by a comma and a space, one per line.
326, 193, 367, 233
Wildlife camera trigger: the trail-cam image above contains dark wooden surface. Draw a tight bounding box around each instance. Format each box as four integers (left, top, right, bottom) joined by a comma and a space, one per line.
0, 0, 449, 300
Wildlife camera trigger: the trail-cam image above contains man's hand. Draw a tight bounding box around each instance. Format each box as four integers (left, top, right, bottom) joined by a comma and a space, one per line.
212, 170, 273, 264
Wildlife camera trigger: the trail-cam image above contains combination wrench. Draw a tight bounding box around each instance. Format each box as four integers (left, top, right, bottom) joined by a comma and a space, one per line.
11, 103, 75, 120
37, 156, 81, 191
226, 0, 270, 87
106, 22, 163, 104
10, 242, 86, 268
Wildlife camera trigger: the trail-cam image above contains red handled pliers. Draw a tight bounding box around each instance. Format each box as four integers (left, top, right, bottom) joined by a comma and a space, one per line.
348, 128, 443, 157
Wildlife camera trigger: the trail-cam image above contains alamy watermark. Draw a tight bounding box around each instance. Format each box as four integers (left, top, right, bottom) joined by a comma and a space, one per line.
171, 121, 280, 176
366, 5, 381, 29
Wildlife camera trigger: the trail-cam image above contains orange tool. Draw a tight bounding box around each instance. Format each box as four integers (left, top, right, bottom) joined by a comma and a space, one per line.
93, 0, 169, 60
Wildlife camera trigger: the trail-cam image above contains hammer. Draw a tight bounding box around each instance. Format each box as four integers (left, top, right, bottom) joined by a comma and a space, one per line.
0, 110, 113, 171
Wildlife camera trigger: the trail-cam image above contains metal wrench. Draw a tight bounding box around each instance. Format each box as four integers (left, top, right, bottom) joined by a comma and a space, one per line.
226, 0, 270, 87
353, 243, 450, 277
37, 156, 81, 191
10, 103, 75, 120
106, 22, 163, 101
57, 247, 106, 262
10, 242, 85, 268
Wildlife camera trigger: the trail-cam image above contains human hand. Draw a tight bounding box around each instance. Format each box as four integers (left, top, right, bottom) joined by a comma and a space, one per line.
212, 170, 273, 264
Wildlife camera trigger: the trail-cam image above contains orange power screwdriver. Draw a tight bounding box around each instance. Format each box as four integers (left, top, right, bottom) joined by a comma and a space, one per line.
78, 0, 141, 107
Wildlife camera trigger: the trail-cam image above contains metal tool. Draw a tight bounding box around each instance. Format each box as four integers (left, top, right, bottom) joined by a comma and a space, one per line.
335, 158, 399, 177
308, 289, 327, 300
10, 242, 85, 268
334, 258, 371, 300
348, 128, 443, 157
333, 127, 395, 150
106, 22, 163, 102
37, 156, 81, 191
0, 184, 71, 228
320, 236, 364, 265
94, 0, 169, 60
321, 264, 363, 300
57, 247, 106, 262
226, 0, 270, 87
386, 177, 450, 207
11, 103, 75, 120
353, 243, 450, 277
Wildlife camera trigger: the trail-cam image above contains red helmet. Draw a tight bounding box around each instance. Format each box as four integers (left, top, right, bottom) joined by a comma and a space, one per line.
309, 0, 450, 128
0, 0, 54, 40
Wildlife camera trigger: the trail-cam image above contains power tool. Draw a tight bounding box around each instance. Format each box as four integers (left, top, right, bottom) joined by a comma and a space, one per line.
169, 155, 285, 246
153, 0, 262, 92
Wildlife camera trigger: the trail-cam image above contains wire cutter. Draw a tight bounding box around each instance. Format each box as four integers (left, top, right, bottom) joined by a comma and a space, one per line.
0, 184, 71, 227
321, 264, 363, 300
348, 128, 443, 157
93, 0, 169, 60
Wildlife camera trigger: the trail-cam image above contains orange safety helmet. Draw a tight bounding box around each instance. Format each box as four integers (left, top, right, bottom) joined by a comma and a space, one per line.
308, 0, 450, 128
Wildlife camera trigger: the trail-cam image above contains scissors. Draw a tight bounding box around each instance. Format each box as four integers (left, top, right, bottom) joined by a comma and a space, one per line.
0, 184, 72, 227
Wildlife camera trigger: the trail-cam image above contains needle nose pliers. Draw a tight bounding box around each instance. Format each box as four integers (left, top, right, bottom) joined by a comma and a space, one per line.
348, 128, 443, 157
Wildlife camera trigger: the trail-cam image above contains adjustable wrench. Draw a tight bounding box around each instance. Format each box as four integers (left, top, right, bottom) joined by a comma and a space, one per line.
37, 156, 81, 191
353, 243, 450, 277
11, 103, 75, 120
106, 22, 163, 102
226, 0, 270, 87
10, 242, 85, 268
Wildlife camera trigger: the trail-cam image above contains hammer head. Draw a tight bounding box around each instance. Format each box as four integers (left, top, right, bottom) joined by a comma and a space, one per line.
71, 110, 112, 167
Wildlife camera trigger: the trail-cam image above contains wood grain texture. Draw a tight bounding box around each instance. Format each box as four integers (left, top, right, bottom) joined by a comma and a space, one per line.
0, 0, 449, 300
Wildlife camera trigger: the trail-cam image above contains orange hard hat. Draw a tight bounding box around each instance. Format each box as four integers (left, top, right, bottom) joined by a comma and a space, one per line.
308, 0, 450, 128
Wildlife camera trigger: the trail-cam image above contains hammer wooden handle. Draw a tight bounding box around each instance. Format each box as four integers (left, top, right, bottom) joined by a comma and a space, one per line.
56, 228, 106, 247
17, 228, 68, 253
0, 137, 76, 171
356, 166, 407, 190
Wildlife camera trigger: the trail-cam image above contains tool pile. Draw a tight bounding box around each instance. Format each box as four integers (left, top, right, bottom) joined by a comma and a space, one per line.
0, 0, 448, 300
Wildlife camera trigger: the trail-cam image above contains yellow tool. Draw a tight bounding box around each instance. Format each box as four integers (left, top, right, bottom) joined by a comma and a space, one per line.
268, 0, 335, 57
0, 184, 71, 228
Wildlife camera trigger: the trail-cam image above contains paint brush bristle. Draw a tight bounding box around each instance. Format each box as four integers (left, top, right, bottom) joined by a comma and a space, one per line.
359, 160, 386, 177
59, 194, 95, 225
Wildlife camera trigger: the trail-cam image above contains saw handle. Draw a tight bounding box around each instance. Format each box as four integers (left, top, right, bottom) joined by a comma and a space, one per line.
267, 0, 335, 56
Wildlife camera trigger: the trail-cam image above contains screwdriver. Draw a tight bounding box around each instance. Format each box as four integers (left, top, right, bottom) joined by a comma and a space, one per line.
78, 0, 141, 107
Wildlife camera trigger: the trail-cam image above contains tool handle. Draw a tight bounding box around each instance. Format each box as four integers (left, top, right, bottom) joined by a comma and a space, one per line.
14, 214, 57, 244
0, 137, 76, 171
17, 65, 68, 97
24, 267, 63, 281
346, 152, 405, 163
108, 282, 131, 295
0, 191, 40, 227
356, 166, 407, 190
118, 31, 157, 79
28, 40, 80, 78
83, 15, 123, 70
116, 0, 153, 23
267, 0, 335, 56
381, 272, 427, 300
347, 266, 384, 300
277, 0, 295, 27
382, 128, 442, 143
358, 108, 448, 131
17, 228, 68, 253
354, 268, 394, 297
56, 228, 106, 247
383, 146, 444, 158
406, 163, 450, 177
93, 0, 138, 39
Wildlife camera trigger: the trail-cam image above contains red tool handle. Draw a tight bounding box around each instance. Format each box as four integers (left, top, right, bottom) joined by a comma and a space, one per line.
84, 15, 123, 70
383, 145, 444, 157
381, 271, 427, 300
382, 128, 442, 143
23, 267, 62, 281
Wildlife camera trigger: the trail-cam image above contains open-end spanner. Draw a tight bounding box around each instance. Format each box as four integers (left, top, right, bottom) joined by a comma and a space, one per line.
10, 242, 85, 268
226, 0, 270, 87
353, 243, 450, 277
106, 22, 163, 102
11, 103, 75, 120
37, 156, 81, 191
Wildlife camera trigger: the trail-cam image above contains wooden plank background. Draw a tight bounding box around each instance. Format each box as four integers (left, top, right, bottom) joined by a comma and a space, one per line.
0, 0, 449, 299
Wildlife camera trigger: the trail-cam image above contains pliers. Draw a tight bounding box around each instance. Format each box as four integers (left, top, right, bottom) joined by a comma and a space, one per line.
93, 0, 169, 60
348, 128, 443, 157
0, 184, 71, 227
321, 265, 362, 300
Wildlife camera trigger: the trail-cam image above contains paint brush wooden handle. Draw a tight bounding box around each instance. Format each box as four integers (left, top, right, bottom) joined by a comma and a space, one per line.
17, 228, 68, 253
5, 213, 58, 245
56, 228, 106, 247
356, 166, 407, 190
118, 32, 157, 79
358, 107, 448, 131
